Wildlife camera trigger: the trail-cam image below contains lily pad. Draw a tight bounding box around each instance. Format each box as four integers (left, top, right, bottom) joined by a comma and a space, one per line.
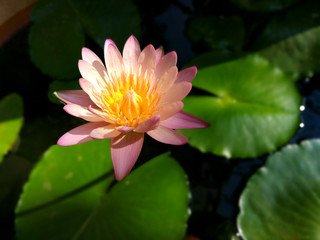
0, 93, 23, 162
181, 54, 301, 158
29, 0, 84, 79
238, 139, 320, 240
15, 142, 189, 240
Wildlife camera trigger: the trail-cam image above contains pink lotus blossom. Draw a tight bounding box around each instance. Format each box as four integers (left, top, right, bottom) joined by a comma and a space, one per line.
56, 35, 209, 181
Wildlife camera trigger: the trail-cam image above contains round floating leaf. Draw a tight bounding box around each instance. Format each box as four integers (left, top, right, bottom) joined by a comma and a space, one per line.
29, 0, 84, 79
181, 54, 301, 158
70, 0, 141, 48
238, 139, 320, 240
16, 147, 189, 240
0, 93, 23, 162
231, 0, 300, 12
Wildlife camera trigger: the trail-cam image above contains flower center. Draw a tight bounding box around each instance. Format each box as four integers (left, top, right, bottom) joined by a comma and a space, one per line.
120, 89, 142, 120
96, 74, 160, 127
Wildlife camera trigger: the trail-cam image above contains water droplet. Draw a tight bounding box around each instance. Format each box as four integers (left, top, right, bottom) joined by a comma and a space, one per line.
300, 123, 304, 128
300, 105, 305, 111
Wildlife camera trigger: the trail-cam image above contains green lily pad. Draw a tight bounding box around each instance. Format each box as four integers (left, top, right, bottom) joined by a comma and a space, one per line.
29, 0, 84, 79
231, 0, 300, 12
0, 93, 23, 162
181, 54, 301, 158
70, 0, 141, 48
238, 139, 320, 240
15, 141, 189, 240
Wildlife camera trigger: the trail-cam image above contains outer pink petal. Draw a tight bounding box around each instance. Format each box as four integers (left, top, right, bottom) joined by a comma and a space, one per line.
82, 47, 104, 65
104, 39, 116, 65
105, 44, 124, 80
134, 115, 160, 133
160, 111, 210, 129
175, 66, 197, 84
116, 126, 135, 133
123, 35, 141, 75
88, 105, 113, 123
78, 60, 106, 87
153, 51, 177, 82
79, 78, 100, 104
147, 126, 188, 145
138, 44, 156, 81
155, 47, 164, 65
159, 101, 184, 120
156, 66, 178, 94
54, 90, 94, 106
63, 104, 102, 122
57, 122, 106, 146
111, 132, 144, 181
160, 82, 192, 104
90, 124, 121, 139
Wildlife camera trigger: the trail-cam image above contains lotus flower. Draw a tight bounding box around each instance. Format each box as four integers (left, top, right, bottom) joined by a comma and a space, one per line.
56, 35, 209, 181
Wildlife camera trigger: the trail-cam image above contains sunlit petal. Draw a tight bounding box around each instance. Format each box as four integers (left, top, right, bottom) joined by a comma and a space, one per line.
111, 132, 144, 181
147, 126, 188, 145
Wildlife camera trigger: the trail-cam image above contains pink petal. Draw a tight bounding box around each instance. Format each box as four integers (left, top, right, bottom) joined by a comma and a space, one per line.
138, 44, 156, 81
160, 111, 210, 129
57, 122, 105, 146
156, 66, 178, 94
160, 82, 192, 104
134, 115, 160, 133
105, 44, 124, 80
104, 39, 116, 65
153, 51, 177, 82
63, 104, 102, 122
116, 126, 135, 133
79, 78, 99, 104
155, 47, 164, 65
90, 124, 121, 139
78, 60, 106, 86
111, 132, 144, 181
123, 35, 141, 75
54, 90, 94, 106
147, 126, 188, 145
82, 47, 104, 65
88, 105, 113, 123
159, 101, 184, 120
175, 66, 197, 84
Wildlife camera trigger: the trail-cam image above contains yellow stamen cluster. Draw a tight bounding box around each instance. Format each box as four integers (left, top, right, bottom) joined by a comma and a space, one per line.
97, 73, 160, 127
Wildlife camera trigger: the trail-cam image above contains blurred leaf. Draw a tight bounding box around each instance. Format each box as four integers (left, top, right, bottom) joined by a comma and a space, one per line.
230, 0, 300, 12
16, 142, 189, 240
181, 54, 301, 158
0, 93, 23, 162
259, 26, 320, 79
238, 139, 320, 240
188, 15, 244, 52
29, 0, 84, 79
70, 0, 141, 48
251, 1, 320, 49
